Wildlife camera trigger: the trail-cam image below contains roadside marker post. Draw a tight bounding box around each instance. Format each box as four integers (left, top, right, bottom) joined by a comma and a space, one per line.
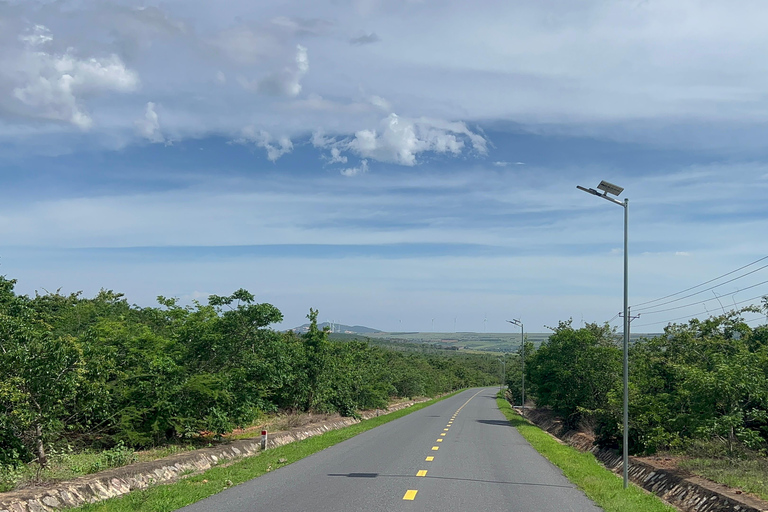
261, 430, 268, 450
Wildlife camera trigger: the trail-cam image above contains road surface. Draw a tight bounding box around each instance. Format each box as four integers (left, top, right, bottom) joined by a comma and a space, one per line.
178, 387, 601, 511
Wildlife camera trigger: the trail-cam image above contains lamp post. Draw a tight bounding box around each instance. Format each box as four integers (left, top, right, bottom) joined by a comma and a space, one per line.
577, 180, 629, 489
507, 319, 524, 411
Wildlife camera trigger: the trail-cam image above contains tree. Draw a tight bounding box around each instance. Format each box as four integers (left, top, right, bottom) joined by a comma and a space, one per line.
0, 278, 86, 466
526, 320, 620, 428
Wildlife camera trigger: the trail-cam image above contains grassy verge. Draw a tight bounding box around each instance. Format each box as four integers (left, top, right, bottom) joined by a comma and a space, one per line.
72, 391, 461, 512
495, 396, 675, 512
0, 400, 427, 492
1, 443, 200, 492
679, 457, 768, 501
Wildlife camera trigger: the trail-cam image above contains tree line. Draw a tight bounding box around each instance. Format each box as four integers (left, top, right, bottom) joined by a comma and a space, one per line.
514, 304, 768, 456
0, 276, 499, 469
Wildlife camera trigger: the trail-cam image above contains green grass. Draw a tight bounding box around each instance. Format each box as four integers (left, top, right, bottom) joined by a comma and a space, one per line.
679, 457, 768, 501
72, 392, 460, 512
495, 396, 675, 512
1, 443, 202, 492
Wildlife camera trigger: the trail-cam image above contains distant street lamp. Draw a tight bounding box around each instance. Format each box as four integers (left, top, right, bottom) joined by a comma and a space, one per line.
507, 319, 524, 411
577, 180, 630, 489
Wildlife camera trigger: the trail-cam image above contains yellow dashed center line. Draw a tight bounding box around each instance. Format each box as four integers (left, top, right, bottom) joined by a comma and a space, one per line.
404, 389, 488, 504
436, 439, 443, 442
403, 490, 418, 500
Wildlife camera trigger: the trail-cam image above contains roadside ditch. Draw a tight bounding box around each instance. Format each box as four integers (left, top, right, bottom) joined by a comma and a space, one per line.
520, 407, 768, 512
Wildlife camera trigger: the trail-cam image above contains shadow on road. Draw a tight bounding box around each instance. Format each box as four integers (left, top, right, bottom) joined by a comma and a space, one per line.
476, 419, 512, 427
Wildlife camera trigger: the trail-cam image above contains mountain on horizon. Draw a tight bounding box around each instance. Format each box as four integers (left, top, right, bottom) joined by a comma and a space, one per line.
290, 322, 382, 334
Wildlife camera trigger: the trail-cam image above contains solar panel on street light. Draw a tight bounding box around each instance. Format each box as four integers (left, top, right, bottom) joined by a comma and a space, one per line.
597, 180, 624, 196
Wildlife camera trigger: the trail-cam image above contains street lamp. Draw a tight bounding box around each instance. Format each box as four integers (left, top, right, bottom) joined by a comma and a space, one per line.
507, 319, 524, 412
577, 180, 629, 489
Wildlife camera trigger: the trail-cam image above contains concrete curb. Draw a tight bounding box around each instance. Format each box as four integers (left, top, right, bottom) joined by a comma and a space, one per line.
0, 399, 429, 512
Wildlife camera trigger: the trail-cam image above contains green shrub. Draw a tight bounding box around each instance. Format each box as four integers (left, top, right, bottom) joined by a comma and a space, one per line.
86, 442, 138, 473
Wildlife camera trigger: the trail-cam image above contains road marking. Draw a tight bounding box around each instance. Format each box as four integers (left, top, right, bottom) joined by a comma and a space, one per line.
444, 428, 449, 431
440, 433, 446, 436
417, 470, 427, 477
426, 456, 434, 461
432, 446, 439, 450
403, 490, 418, 500
436, 439, 443, 442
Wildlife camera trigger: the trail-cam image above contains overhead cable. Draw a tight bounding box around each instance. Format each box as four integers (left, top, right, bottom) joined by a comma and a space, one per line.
639, 280, 768, 316
633, 263, 768, 312
632, 255, 768, 310
633, 291, 768, 328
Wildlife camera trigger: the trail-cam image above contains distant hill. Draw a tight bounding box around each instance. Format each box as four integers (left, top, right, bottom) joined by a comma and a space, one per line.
290, 322, 382, 334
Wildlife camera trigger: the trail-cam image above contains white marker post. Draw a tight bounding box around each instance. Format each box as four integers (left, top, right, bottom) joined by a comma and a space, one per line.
261, 429, 268, 450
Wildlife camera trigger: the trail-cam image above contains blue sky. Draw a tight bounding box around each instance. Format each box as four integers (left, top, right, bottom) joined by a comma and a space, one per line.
2, 0, 768, 333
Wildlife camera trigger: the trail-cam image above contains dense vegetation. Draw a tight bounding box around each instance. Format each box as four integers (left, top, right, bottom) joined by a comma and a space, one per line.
0, 276, 499, 472
518, 306, 768, 456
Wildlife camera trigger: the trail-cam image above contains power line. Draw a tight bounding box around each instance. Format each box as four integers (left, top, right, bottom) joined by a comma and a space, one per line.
632, 255, 768, 309
639, 280, 768, 316
634, 291, 768, 328
633, 263, 768, 312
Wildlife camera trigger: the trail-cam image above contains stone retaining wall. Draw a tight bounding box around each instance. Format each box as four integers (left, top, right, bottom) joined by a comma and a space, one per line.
522, 407, 768, 512
0, 399, 424, 512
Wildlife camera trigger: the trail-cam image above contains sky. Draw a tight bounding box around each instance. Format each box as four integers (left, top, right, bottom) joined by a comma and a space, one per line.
2, 0, 768, 334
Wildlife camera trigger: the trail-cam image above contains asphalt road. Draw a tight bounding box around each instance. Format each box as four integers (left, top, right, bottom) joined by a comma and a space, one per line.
177, 388, 602, 512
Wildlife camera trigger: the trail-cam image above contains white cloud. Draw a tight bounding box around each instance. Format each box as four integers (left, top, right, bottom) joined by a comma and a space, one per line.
235, 127, 294, 161
344, 113, 486, 166
340, 159, 368, 177
136, 102, 163, 143
19, 25, 53, 47
328, 147, 348, 164
255, 45, 308, 97
311, 130, 334, 148
369, 95, 390, 111
8, 24, 139, 130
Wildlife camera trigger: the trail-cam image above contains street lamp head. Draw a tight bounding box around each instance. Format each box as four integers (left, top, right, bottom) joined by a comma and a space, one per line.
507, 319, 522, 327
597, 180, 624, 196
577, 181, 626, 207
